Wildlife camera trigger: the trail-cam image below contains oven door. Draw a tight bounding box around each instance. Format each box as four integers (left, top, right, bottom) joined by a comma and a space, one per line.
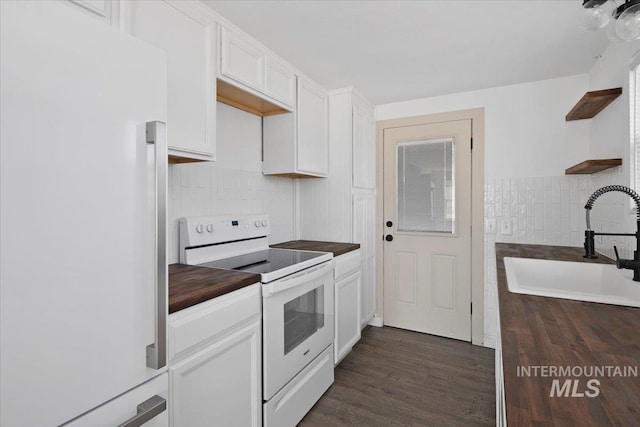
262, 261, 334, 400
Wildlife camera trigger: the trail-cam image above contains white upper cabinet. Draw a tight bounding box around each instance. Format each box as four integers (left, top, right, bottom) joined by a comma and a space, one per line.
65, 0, 121, 27
220, 26, 265, 92
263, 76, 328, 177
352, 100, 376, 189
297, 77, 329, 175
265, 56, 296, 108
126, 0, 216, 161
218, 24, 296, 109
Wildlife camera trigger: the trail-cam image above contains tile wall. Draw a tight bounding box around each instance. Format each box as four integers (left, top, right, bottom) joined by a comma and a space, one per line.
483, 166, 635, 347
167, 163, 296, 264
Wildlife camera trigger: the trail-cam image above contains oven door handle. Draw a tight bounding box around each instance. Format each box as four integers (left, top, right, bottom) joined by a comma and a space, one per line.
263, 261, 333, 297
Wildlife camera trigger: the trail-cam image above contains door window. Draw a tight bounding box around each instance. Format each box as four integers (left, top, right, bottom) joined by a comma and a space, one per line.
397, 138, 455, 233
283, 286, 324, 354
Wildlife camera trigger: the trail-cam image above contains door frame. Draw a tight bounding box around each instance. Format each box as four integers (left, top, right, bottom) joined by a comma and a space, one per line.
376, 108, 485, 346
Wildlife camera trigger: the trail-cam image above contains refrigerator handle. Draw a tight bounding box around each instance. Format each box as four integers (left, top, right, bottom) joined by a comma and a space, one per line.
145, 121, 167, 370
117, 395, 167, 427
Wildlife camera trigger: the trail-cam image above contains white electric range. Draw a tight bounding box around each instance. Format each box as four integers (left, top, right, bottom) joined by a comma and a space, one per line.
179, 214, 335, 426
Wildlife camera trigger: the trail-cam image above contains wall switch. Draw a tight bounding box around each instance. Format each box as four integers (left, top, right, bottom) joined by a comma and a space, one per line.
501, 219, 512, 235
485, 218, 496, 234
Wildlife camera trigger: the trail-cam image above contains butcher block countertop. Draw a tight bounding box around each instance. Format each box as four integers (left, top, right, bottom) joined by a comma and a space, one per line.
270, 240, 360, 257
496, 243, 640, 426
168, 264, 260, 314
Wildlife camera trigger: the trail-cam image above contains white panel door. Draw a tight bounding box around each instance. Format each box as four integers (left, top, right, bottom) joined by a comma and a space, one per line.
352, 104, 375, 189
170, 321, 261, 427
297, 76, 328, 176
220, 26, 266, 91
129, 0, 216, 160
382, 120, 472, 341
335, 271, 361, 364
265, 56, 296, 107
353, 191, 376, 326
1, 1, 166, 425
66, 0, 120, 27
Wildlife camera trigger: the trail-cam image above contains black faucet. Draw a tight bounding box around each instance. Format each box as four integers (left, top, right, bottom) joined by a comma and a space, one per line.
583, 185, 640, 282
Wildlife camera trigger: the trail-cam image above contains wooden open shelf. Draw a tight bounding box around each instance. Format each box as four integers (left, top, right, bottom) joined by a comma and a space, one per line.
216, 79, 290, 117
565, 158, 622, 175
565, 88, 622, 121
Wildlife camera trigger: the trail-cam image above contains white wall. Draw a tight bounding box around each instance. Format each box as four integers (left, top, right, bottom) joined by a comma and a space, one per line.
377, 74, 592, 179
167, 103, 296, 264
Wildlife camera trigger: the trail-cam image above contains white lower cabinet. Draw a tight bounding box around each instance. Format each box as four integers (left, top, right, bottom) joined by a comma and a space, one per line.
168, 283, 262, 427
65, 374, 169, 427
334, 250, 362, 365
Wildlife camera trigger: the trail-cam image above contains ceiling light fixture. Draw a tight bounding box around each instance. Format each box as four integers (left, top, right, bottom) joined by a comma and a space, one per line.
582, 0, 640, 41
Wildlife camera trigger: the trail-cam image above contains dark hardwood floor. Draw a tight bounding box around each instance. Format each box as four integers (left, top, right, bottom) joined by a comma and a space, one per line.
299, 326, 495, 426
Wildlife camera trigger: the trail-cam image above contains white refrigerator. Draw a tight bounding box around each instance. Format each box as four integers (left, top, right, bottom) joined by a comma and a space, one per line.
1, 1, 169, 426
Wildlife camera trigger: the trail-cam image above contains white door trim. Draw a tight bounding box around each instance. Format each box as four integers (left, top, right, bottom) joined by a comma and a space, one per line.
375, 108, 485, 346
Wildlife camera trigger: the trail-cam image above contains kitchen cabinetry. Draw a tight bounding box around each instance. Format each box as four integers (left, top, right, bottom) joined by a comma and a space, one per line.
126, 0, 216, 161
334, 250, 362, 365
219, 25, 296, 109
298, 87, 376, 321
263, 76, 329, 177
65, 0, 121, 28
352, 100, 376, 189
168, 283, 262, 427
353, 191, 376, 327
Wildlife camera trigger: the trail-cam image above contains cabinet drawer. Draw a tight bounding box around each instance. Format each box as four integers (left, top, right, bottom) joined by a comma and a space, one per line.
168, 283, 260, 361
334, 249, 361, 280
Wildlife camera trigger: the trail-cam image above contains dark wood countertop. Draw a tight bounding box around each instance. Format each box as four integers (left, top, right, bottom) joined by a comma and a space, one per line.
270, 240, 360, 257
169, 264, 261, 314
496, 243, 640, 426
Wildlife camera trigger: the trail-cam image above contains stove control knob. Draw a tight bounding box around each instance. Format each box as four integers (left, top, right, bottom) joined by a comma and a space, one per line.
196, 224, 204, 233
255, 220, 261, 227
261, 220, 267, 226
206, 224, 214, 233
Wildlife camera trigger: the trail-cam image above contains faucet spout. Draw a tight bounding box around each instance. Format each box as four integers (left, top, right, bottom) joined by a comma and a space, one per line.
583, 185, 640, 281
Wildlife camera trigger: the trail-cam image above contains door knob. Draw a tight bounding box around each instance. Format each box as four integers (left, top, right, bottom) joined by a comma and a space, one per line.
386, 221, 393, 227
385, 235, 393, 242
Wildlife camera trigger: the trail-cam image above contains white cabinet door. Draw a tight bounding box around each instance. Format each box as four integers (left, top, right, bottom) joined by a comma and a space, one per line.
297, 76, 328, 176
335, 270, 362, 364
170, 320, 262, 427
353, 191, 376, 326
265, 56, 296, 108
128, 0, 216, 160
65, 0, 121, 27
220, 26, 265, 92
352, 103, 376, 189
66, 374, 169, 427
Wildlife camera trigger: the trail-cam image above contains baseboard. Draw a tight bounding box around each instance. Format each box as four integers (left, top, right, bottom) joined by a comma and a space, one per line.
367, 315, 383, 327
483, 335, 496, 349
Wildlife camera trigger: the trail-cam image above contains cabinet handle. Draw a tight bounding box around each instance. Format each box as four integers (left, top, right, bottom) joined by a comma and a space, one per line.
145, 121, 167, 370
117, 395, 166, 427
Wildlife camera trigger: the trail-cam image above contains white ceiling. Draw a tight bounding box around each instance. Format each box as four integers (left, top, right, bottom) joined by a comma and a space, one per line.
203, 0, 610, 105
